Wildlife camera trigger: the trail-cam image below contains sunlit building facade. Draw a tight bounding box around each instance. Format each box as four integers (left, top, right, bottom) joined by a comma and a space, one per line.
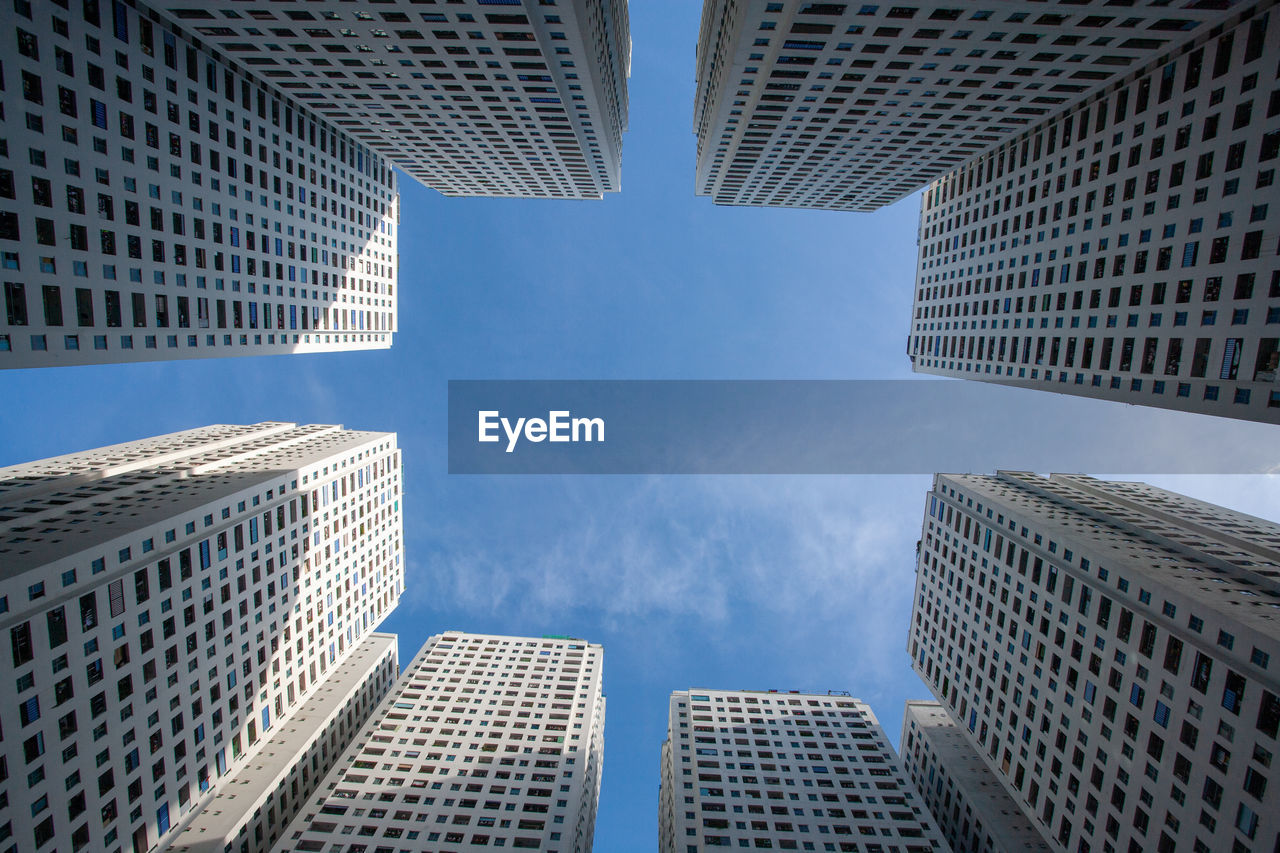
900, 700, 1051, 853
0, 422, 404, 853
907, 5, 1280, 422
659, 688, 951, 852
693, 1, 1232, 211
910, 471, 1280, 852
278, 631, 606, 853
0, 0, 397, 367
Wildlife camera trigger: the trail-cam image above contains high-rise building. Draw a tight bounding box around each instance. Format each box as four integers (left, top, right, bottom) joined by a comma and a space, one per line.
692, 1, 1232, 211
1, 0, 398, 368
277, 631, 606, 853
658, 688, 951, 853
152, 0, 631, 200
907, 5, 1280, 423
164, 633, 400, 853
909, 471, 1280, 853
0, 422, 405, 853
2, 0, 630, 367
900, 700, 1050, 853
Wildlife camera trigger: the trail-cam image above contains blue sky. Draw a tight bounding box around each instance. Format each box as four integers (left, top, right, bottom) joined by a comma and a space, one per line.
1, 1, 1279, 849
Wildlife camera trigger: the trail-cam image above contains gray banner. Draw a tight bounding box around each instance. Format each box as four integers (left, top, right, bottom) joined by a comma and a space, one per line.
447, 380, 1279, 474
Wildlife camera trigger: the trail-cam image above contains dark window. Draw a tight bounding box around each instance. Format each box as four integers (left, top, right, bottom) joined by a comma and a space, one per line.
75, 288, 94, 326
104, 291, 122, 327
4, 282, 28, 326
42, 285, 63, 326
46, 607, 67, 648
11, 622, 34, 666
1191, 651, 1213, 692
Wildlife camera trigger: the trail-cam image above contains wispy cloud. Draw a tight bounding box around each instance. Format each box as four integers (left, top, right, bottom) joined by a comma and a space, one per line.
404, 476, 931, 683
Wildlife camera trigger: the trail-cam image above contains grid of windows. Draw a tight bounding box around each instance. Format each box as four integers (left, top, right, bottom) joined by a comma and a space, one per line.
909, 472, 1280, 853
658, 689, 948, 852
900, 700, 1051, 853
0, 0, 398, 367
908, 6, 1280, 422
166, 633, 399, 853
154, 0, 630, 200
693, 1, 1234, 211
0, 423, 405, 853
280, 632, 606, 853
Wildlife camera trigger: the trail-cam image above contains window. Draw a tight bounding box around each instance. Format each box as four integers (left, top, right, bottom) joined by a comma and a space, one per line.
19, 695, 41, 726
1223, 670, 1246, 715
11, 623, 34, 667
4, 282, 28, 326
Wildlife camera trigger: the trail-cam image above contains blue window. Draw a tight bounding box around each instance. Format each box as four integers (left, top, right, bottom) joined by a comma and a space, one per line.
1130, 684, 1145, 708
1181, 242, 1198, 267
1222, 671, 1245, 714
1154, 701, 1170, 728
111, 1, 129, 41
20, 696, 40, 726
157, 803, 170, 835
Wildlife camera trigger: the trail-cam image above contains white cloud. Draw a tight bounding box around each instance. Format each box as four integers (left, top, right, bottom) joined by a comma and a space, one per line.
405, 476, 932, 686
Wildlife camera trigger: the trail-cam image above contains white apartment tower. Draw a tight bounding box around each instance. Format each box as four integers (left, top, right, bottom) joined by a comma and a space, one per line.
164, 633, 400, 853
909, 471, 1280, 853
692, 1, 1234, 211
658, 688, 952, 853
908, 4, 1280, 422
152, 0, 631, 200
0, 0, 399, 367
277, 631, 606, 853
2, 0, 631, 367
900, 700, 1050, 853
0, 422, 405, 853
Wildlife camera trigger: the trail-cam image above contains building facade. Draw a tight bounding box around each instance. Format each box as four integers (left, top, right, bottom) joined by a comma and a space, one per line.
900, 700, 1050, 853
277, 631, 606, 853
1, 0, 631, 367
908, 3, 1280, 422
692, 1, 1233, 211
1, 0, 398, 367
151, 0, 631, 201
0, 422, 405, 853
909, 471, 1280, 853
164, 632, 399, 853
658, 688, 951, 853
